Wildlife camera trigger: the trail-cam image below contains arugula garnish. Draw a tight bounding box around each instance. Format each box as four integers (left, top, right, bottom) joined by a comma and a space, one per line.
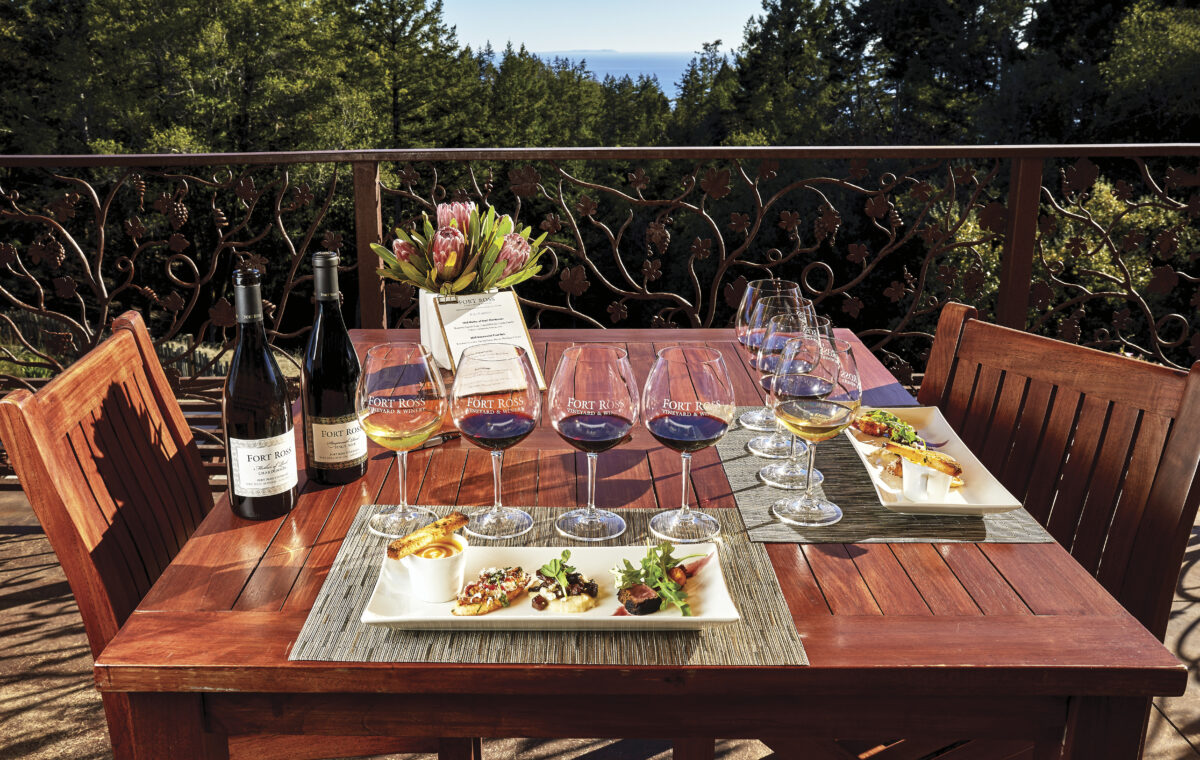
611, 542, 702, 616
539, 549, 574, 593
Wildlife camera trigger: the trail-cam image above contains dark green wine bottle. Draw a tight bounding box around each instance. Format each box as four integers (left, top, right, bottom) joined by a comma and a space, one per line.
222, 268, 298, 520
302, 251, 367, 484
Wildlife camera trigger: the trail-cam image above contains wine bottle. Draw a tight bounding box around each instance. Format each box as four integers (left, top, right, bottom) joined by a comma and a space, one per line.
301, 251, 367, 484
222, 268, 298, 520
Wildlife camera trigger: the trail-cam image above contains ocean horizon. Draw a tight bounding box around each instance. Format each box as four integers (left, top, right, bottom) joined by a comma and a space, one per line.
531, 50, 695, 98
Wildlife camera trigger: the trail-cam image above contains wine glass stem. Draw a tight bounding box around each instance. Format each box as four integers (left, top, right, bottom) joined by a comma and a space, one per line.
585, 451, 598, 517
491, 449, 504, 510
395, 449, 408, 511
679, 452, 693, 514
803, 443, 817, 499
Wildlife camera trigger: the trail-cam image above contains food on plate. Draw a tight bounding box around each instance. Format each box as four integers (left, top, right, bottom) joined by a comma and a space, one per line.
853, 409, 926, 448
528, 550, 600, 612
413, 540, 461, 559
386, 511, 469, 560
874, 450, 965, 488
611, 542, 702, 616
883, 440, 963, 478
451, 565, 532, 616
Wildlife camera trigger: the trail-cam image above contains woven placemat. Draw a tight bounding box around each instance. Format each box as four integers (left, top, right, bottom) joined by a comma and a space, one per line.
291, 506, 807, 666
721, 406, 1054, 544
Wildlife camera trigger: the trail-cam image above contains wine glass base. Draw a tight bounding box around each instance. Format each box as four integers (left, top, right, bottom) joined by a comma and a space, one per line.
555, 508, 626, 541
738, 407, 775, 432
465, 506, 534, 540
367, 505, 439, 539
649, 509, 721, 543
747, 432, 801, 459
759, 461, 823, 490
772, 496, 843, 527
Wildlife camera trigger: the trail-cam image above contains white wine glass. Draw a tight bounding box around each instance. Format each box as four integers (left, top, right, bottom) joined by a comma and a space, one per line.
642, 345, 736, 542
450, 344, 542, 539
772, 337, 862, 527
356, 343, 447, 539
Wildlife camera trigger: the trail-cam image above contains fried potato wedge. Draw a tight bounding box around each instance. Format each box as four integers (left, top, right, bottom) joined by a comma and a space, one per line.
386, 511, 469, 560
882, 441, 964, 478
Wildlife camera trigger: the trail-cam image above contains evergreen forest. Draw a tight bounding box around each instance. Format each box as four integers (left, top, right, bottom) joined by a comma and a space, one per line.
3, 0, 1200, 155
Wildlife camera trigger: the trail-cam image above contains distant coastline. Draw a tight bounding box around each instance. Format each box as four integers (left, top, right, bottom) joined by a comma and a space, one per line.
531, 50, 695, 98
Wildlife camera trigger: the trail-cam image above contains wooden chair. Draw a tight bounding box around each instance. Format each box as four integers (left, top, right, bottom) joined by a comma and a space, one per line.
919, 302, 1200, 642
761, 304, 1200, 760
0, 311, 454, 760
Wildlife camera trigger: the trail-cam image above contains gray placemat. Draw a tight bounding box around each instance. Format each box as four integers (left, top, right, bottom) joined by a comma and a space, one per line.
291, 506, 807, 666
721, 406, 1054, 544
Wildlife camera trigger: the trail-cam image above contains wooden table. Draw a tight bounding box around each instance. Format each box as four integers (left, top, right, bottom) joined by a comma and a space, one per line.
94, 329, 1185, 759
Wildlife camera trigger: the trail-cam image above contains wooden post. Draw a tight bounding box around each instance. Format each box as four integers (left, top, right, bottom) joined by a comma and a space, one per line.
353, 160, 385, 329
996, 156, 1044, 330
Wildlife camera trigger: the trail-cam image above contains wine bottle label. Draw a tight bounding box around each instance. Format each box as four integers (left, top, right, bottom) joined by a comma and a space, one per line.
229, 429, 298, 497
306, 414, 368, 468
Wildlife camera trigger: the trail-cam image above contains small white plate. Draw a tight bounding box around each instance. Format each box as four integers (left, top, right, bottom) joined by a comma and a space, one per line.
845, 407, 1023, 516
361, 543, 740, 630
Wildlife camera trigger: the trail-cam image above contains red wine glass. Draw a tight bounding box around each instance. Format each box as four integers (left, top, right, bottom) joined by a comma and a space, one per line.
642, 345, 736, 542
450, 344, 542, 539
548, 345, 640, 541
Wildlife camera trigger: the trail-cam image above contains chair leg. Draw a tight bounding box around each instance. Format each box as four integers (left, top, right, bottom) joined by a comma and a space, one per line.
672, 738, 715, 760
438, 737, 478, 760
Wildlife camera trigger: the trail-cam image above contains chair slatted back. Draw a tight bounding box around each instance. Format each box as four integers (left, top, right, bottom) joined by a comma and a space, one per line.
919, 303, 1200, 639
0, 311, 210, 658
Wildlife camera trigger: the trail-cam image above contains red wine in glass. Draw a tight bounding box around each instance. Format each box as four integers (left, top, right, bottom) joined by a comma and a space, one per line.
641, 345, 736, 542
645, 413, 730, 453
456, 410, 538, 450
450, 345, 542, 539
548, 345, 640, 541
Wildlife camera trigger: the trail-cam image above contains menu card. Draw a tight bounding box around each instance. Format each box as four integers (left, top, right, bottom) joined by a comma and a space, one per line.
427, 290, 546, 390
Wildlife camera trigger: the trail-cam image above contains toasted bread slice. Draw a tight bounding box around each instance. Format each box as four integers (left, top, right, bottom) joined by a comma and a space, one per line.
386, 511, 468, 560
450, 583, 529, 616
882, 441, 963, 478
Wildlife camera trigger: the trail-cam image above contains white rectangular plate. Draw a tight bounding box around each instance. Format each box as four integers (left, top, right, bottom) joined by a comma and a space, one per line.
845, 406, 1022, 516
361, 543, 740, 630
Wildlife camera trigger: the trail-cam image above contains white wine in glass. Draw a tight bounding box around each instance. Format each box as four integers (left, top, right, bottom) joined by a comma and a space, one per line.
356, 343, 448, 539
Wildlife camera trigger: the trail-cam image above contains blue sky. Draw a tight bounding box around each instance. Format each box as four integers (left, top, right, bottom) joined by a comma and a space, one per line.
441, 0, 764, 53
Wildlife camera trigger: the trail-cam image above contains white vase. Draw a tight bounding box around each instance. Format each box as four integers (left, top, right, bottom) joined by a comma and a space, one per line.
417, 289, 452, 369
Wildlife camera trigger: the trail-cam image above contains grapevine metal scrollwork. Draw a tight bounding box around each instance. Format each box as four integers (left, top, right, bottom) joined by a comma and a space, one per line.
379, 156, 1007, 386
1032, 157, 1199, 369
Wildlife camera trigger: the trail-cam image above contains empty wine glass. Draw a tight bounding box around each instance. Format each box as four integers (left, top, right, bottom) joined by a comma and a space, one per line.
642, 345, 736, 542
356, 343, 447, 539
735, 280, 800, 431
772, 337, 862, 527
739, 294, 806, 431
549, 345, 640, 541
450, 344, 541, 539
747, 309, 815, 460
758, 325, 827, 489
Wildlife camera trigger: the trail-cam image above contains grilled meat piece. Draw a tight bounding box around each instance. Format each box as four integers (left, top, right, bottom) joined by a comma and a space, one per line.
617, 583, 662, 615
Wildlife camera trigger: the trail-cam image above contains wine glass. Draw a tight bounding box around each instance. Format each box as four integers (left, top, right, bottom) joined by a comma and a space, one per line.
548, 345, 640, 541
642, 345, 736, 542
739, 294, 806, 431
771, 337, 862, 527
747, 307, 816, 460
450, 344, 542, 539
758, 325, 827, 489
735, 280, 800, 431
356, 343, 447, 539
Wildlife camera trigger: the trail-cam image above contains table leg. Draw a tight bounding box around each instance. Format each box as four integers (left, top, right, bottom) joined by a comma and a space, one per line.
1062, 696, 1151, 760
125, 693, 228, 760
672, 738, 715, 760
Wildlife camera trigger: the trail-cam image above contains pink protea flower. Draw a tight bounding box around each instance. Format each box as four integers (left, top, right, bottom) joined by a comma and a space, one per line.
392, 238, 417, 263
436, 201, 474, 234
497, 232, 532, 278
430, 226, 466, 280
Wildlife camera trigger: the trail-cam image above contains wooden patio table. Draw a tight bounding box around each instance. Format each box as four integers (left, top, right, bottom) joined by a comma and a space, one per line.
93, 328, 1186, 759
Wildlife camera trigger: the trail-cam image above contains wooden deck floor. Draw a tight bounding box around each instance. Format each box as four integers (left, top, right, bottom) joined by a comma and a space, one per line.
2, 487, 1198, 759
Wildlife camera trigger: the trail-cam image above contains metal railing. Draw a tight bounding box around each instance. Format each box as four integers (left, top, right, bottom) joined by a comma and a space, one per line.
2, 145, 1197, 463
